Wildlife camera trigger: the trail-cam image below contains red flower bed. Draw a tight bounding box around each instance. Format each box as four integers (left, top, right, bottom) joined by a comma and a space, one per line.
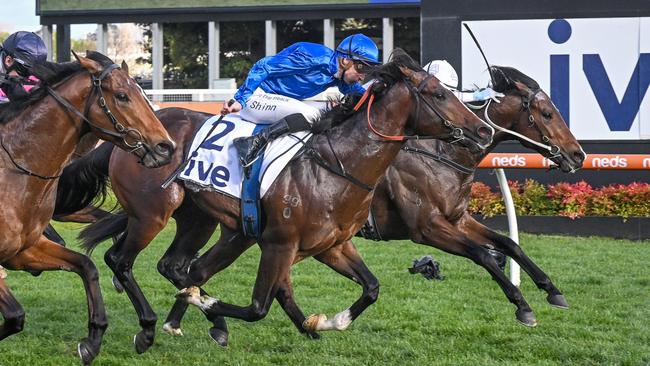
469, 180, 650, 219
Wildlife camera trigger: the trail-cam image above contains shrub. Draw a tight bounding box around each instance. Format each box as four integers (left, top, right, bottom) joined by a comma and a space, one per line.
470, 180, 650, 219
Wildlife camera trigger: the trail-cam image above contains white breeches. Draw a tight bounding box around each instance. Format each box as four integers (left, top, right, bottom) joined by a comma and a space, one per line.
238, 91, 322, 125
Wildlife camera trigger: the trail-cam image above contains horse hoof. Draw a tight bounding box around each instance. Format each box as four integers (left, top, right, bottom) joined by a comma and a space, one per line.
77, 339, 97, 365
515, 309, 537, 327
162, 322, 184, 337
303, 314, 326, 332
209, 327, 228, 347
547, 294, 569, 309
133, 331, 154, 354
112, 276, 125, 294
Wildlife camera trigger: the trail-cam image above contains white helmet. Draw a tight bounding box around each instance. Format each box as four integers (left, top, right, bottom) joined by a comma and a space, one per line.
423, 60, 458, 89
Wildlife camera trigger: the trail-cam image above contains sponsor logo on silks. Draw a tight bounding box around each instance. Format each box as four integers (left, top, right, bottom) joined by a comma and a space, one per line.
549, 19, 650, 130
249, 100, 278, 112
644, 158, 650, 169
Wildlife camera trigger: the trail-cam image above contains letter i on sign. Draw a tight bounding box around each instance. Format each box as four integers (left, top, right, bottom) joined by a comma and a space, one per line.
549, 19, 572, 127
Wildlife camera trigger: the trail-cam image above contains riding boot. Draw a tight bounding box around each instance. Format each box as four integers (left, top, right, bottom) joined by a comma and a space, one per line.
234, 113, 312, 174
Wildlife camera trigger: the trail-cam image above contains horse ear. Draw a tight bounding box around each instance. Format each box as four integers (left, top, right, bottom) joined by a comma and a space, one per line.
398, 65, 415, 79
121, 60, 129, 75
512, 81, 529, 94
76, 53, 103, 74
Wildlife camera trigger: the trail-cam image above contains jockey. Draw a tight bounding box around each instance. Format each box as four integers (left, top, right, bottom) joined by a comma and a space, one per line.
423, 59, 504, 103
225, 33, 380, 169
0, 31, 47, 103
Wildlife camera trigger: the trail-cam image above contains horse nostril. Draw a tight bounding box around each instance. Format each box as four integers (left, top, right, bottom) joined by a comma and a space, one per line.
477, 126, 493, 140
155, 141, 175, 157
574, 151, 586, 163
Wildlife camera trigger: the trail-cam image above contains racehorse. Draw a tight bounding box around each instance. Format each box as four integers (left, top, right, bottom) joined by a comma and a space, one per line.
360, 65, 586, 326
0, 51, 175, 365
58, 50, 494, 351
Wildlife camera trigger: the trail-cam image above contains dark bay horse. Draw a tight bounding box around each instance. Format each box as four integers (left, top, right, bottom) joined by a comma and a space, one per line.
0, 52, 175, 364
59, 50, 494, 351
365, 66, 585, 326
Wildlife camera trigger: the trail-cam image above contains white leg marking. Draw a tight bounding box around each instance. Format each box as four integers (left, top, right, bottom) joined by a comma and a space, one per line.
162, 322, 184, 337
177, 286, 219, 312
307, 309, 353, 331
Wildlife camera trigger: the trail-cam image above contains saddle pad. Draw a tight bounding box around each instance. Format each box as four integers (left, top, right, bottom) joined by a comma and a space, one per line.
178, 114, 312, 198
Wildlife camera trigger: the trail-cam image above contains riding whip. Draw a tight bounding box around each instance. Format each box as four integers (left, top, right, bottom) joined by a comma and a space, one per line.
462, 23, 497, 88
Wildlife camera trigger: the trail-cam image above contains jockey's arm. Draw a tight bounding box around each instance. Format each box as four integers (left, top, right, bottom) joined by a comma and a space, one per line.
457, 88, 504, 103
232, 53, 313, 108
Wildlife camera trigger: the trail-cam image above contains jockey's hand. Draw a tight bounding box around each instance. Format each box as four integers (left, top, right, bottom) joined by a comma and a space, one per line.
473, 88, 505, 103
221, 99, 242, 115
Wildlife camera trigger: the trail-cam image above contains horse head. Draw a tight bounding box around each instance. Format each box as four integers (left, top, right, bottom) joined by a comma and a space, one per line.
487, 65, 585, 172
371, 50, 493, 152
70, 51, 176, 168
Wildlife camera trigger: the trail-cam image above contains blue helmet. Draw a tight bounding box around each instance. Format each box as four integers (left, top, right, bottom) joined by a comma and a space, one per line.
336, 34, 380, 65
1, 31, 48, 71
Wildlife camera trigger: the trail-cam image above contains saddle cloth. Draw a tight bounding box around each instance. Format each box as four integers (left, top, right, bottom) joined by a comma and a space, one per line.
178, 113, 311, 198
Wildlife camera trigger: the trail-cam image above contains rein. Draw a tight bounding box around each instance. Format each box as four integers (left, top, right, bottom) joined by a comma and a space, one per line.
481, 91, 561, 158
308, 74, 472, 191
401, 144, 475, 175
353, 75, 465, 143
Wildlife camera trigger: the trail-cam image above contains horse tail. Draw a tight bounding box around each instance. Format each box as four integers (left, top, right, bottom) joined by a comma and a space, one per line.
79, 210, 128, 254
54, 142, 114, 216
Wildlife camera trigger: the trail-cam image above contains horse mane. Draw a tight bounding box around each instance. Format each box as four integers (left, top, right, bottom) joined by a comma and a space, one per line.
0, 51, 116, 124
311, 48, 422, 132
490, 65, 540, 93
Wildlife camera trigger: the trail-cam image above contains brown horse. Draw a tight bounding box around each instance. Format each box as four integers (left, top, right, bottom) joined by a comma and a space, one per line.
60, 50, 493, 351
361, 65, 585, 326
0, 51, 175, 365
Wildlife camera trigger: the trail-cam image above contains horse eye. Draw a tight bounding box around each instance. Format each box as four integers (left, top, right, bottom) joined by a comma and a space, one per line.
542, 111, 552, 120
432, 92, 446, 101
116, 92, 129, 102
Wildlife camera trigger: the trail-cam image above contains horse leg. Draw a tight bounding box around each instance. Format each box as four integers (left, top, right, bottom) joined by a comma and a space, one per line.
6, 236, 107, 365
305, 240, 380, 332
178, 242, 295, 343
167, 226, 256, 345
103, 216, 166, 354
417, 215, 537, 326
157, 210, 219, 338
274, 273, 321, 339
462, 216, 569, 309
0, 278, 25, 341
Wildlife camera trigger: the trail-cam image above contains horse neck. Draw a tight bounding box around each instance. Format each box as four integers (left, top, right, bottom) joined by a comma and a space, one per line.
316, 84, 411, 188
3, 73, 91, 176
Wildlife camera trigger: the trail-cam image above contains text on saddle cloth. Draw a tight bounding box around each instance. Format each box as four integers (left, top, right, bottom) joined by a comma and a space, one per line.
178, 113, 312, 198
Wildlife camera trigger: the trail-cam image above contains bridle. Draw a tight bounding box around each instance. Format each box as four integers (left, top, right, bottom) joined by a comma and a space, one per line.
354, 74, 466, 143
479, 90, 561, 159
49, 63, 147, 152
1, 63, 150, 180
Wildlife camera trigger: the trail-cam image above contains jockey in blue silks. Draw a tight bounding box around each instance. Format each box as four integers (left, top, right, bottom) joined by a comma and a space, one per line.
224, 33, 380, 169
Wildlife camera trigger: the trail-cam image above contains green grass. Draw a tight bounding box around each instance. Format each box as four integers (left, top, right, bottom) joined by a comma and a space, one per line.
1, 223, 648, 365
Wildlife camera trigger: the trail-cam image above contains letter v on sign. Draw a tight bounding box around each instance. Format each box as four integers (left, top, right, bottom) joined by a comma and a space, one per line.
583, 53, 650, 131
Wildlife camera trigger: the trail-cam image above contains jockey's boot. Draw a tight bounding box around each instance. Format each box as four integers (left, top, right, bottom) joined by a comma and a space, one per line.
234, 113, 311, 176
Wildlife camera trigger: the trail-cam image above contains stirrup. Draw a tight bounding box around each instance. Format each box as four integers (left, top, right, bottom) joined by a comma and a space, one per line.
241, 153, 262, 168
